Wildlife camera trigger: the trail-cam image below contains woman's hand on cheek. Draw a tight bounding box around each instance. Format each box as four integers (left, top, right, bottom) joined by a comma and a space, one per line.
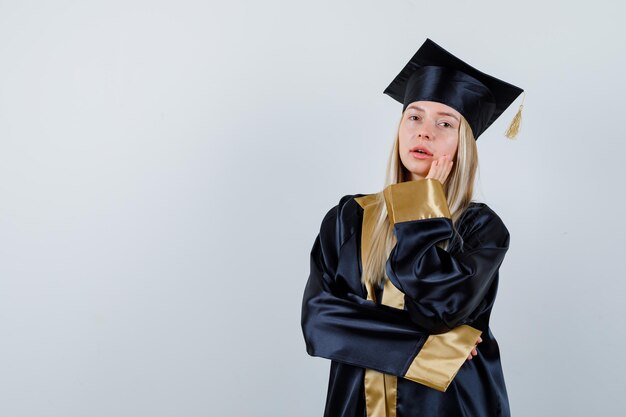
425, 154, 454, 185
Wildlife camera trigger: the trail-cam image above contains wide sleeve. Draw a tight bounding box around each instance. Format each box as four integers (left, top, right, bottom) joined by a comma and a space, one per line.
301, 196, 482, 391
383, 178, 511, 335
301, 200, 427, 376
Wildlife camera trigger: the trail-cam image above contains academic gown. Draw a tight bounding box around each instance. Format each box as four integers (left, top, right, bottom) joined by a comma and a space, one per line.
301, 178, 511, 417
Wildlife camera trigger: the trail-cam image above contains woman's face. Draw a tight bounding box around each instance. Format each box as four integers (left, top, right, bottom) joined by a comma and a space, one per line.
398, 100, 461, 181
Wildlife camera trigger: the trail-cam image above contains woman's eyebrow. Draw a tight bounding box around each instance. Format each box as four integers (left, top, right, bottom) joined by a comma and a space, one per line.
406, 105, 460, 121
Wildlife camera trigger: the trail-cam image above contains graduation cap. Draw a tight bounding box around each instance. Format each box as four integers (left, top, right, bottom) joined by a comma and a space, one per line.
383, 38, 524, 140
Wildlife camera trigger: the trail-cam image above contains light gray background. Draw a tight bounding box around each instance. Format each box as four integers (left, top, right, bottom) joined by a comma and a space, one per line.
1, 1, 625, 416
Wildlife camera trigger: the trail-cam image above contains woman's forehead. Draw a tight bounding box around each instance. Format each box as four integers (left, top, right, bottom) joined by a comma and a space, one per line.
405, 101, 462, 118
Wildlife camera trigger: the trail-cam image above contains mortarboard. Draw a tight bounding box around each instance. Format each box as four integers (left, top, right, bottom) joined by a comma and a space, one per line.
383, 38, 524, 140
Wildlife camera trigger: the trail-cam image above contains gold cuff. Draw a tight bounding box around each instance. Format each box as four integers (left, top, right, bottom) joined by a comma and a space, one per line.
403, 325, 482, 392
383, 179, 450, 226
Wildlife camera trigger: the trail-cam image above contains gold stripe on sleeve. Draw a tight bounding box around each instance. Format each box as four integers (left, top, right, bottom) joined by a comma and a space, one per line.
383, 178, 451, 225
403, 325, 482, 392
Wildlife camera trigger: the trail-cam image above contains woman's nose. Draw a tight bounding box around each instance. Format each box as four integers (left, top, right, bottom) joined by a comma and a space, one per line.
417, 131, 432, 140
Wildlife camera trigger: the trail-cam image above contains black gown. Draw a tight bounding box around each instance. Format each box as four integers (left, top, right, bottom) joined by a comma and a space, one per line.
301, 178, 511, 417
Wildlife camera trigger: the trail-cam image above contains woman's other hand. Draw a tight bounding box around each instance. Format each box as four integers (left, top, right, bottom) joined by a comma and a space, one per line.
425, 154, 454, 185
467, 336, 483, 360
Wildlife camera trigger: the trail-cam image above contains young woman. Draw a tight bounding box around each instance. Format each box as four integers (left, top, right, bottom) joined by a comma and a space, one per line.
301, 38, 524, 417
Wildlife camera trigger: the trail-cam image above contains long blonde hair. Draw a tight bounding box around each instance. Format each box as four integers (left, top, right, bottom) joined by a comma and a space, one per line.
361, 113, 479, 288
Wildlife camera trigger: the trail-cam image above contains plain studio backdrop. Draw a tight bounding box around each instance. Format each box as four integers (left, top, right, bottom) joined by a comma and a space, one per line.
1, 1, 625, 416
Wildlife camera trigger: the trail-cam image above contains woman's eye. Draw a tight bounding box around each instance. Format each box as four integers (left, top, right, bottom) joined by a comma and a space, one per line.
409, 115, 419, 121
440, 122, 452, 128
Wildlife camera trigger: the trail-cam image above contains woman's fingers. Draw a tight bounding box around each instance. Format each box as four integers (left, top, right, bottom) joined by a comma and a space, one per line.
426, 154, 454, 184
427, 160, 441, 182
441, 155, 453, 182
467, 347, 478, 360
467, 337, 482, 360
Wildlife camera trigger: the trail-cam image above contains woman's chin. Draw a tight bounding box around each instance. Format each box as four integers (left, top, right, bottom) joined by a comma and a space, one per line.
401, 158, 429, 180
406, 163, 428, 178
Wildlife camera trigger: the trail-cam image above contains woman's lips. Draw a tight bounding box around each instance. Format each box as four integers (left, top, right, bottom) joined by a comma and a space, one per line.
410, 150, 433, 160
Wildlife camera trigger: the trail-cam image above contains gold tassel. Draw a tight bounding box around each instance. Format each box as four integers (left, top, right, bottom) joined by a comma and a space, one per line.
504, 91, 525, 139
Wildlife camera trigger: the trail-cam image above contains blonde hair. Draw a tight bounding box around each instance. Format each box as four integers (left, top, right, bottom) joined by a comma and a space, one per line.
361, 113, 479, 288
